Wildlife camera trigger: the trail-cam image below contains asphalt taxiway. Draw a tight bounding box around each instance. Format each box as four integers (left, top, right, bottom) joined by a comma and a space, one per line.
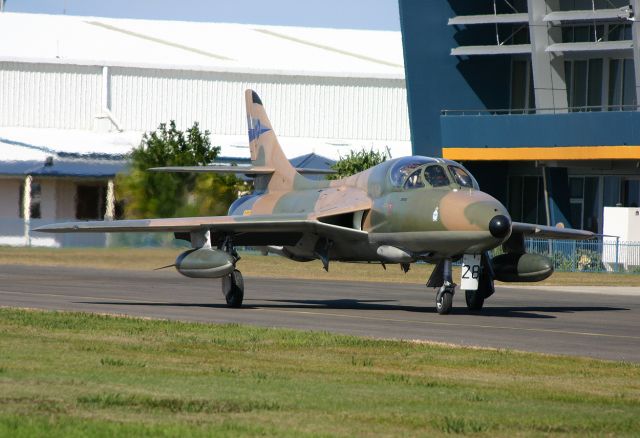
1, 264, 639, 362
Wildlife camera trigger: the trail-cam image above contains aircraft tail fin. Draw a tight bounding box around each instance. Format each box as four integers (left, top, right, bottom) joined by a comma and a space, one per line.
245, 89, 299, 191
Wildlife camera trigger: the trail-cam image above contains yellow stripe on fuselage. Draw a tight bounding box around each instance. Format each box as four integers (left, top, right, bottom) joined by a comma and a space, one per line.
442, 146, 640, 161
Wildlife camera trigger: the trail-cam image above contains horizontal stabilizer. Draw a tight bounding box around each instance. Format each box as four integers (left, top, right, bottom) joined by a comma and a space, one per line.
149, 166, 336, 175
149, 166, 275, 174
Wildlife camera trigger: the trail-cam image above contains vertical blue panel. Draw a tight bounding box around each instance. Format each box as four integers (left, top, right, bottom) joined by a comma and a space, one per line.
545, 167, 572, 228
398, 0, 511, 157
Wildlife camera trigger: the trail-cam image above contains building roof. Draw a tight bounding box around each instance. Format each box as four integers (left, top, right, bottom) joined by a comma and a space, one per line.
0, 127, 410, 166
0, 12, 405, 79
0, 128, 338, 178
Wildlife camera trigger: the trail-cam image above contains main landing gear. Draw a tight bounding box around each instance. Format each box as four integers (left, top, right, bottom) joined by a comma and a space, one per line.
222, 269, 244, 307
220, 238, 244, 308
435, 259, 455, 315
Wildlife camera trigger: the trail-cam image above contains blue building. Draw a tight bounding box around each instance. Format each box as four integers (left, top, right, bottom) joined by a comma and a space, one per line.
399, 0, 640, 233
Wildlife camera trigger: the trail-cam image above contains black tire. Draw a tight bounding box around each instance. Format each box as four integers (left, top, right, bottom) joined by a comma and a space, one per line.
222, 269, 244, 308
464, 289, 484, 311
436, 290, 453, 315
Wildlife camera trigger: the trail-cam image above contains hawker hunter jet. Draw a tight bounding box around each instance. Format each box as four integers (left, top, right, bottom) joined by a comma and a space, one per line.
36, 90, 594, 314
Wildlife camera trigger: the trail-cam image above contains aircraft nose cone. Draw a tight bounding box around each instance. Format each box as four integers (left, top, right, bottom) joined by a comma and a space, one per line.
489, 215, 511, 238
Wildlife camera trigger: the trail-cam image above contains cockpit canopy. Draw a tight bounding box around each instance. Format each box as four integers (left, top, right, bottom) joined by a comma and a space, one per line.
388, 156, 478, 191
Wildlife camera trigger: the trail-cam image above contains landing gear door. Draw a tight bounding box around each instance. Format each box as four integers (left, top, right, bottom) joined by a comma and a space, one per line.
461, 254, 481, 291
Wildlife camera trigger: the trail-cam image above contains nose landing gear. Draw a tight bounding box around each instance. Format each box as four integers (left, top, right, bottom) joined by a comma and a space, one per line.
429, 253, 495, 315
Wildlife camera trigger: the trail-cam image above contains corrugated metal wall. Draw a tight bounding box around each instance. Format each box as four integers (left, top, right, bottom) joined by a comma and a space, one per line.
0, 62, 102, 130
0, 62, 409, 141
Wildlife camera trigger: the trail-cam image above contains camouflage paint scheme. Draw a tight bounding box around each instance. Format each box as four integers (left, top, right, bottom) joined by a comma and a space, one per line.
36, 89, 593, 270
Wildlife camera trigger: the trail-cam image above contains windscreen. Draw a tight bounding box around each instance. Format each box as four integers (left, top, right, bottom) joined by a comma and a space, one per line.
448, 166, 474, 188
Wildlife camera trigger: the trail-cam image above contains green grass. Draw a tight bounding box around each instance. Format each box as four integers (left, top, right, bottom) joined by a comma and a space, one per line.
0, 308, 639, 436
1, 246, 640, 286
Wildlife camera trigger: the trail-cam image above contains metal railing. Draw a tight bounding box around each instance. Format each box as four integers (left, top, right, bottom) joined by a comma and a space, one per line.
441, 104, 640, 116
502, 237, 640, 274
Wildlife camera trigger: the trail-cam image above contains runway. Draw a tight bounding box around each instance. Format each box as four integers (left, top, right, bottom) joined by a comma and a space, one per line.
1, 264, 639, 362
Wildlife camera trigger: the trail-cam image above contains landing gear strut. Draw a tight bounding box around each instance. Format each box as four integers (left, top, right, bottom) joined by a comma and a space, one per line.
220, 237, 244, 308
435, 259, 455, 315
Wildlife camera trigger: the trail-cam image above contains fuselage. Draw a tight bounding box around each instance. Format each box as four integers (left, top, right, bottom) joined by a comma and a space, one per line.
229, 156, 511, 262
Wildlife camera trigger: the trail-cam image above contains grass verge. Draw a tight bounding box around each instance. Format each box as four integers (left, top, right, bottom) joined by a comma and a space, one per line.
0, 308, 639, 436
0, 246, 639, 286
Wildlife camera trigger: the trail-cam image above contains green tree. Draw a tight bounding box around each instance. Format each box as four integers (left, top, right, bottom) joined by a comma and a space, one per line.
116, 121, 241, 219
328, 147, 390, 180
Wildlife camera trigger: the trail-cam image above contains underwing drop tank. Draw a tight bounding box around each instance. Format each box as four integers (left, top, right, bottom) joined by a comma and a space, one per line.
491, 253, 553, 283
175, 248, 235, 278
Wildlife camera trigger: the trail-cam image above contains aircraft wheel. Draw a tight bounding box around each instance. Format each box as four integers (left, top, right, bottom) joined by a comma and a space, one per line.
464, 289, 484, 311
436, 288, 454, 315
222, 269, 244, 308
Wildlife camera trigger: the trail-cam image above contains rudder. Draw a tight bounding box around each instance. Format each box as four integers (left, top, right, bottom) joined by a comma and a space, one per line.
245, 89, 298, 191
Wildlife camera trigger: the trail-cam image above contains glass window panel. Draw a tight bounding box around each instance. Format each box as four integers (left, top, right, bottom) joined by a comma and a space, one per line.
403, 169, 424, 190
388, 157, 433, 187
603, 176, 621, 207
624, 180, 640, 207
583, 177, 599, 232
570, 202, 583, 229
622, 59, 636, 108
508, 176, 523, 222
569, 177, 584, 198
424, 165, 450, 188
588, 59, 603, 109
448, 166, 474, 188
608, 59, 622, 110
573, 26, 590, 43
511, 60, 527, 112
76, 185, 105, 220
565, 61, 573, 107
528, 63, 536, 111
522, 176, 539, 224
573, 60, 588, 109
537, 177, 546, 225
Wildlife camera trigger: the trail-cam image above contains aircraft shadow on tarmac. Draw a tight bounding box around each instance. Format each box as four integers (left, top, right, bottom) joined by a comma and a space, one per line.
77, 299, 629, 319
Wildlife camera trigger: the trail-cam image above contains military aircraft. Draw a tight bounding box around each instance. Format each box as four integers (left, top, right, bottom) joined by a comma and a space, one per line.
36, 89, 594, 314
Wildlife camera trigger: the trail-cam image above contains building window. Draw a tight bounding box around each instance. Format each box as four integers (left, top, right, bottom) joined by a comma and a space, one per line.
569, 176, 600, 232
562, 24, 605, 43
510, 59, 535, 113
508, 176, 546, 225
75, 184, 106, 220
18, 182, 42, 219
623, 179, 640, 207
608, 59, 636, 110
565, 59, 603, 111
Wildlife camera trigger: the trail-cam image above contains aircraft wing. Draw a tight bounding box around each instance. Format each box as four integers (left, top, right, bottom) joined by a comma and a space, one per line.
34, 214, 368, 243
511, 222, 595, 240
